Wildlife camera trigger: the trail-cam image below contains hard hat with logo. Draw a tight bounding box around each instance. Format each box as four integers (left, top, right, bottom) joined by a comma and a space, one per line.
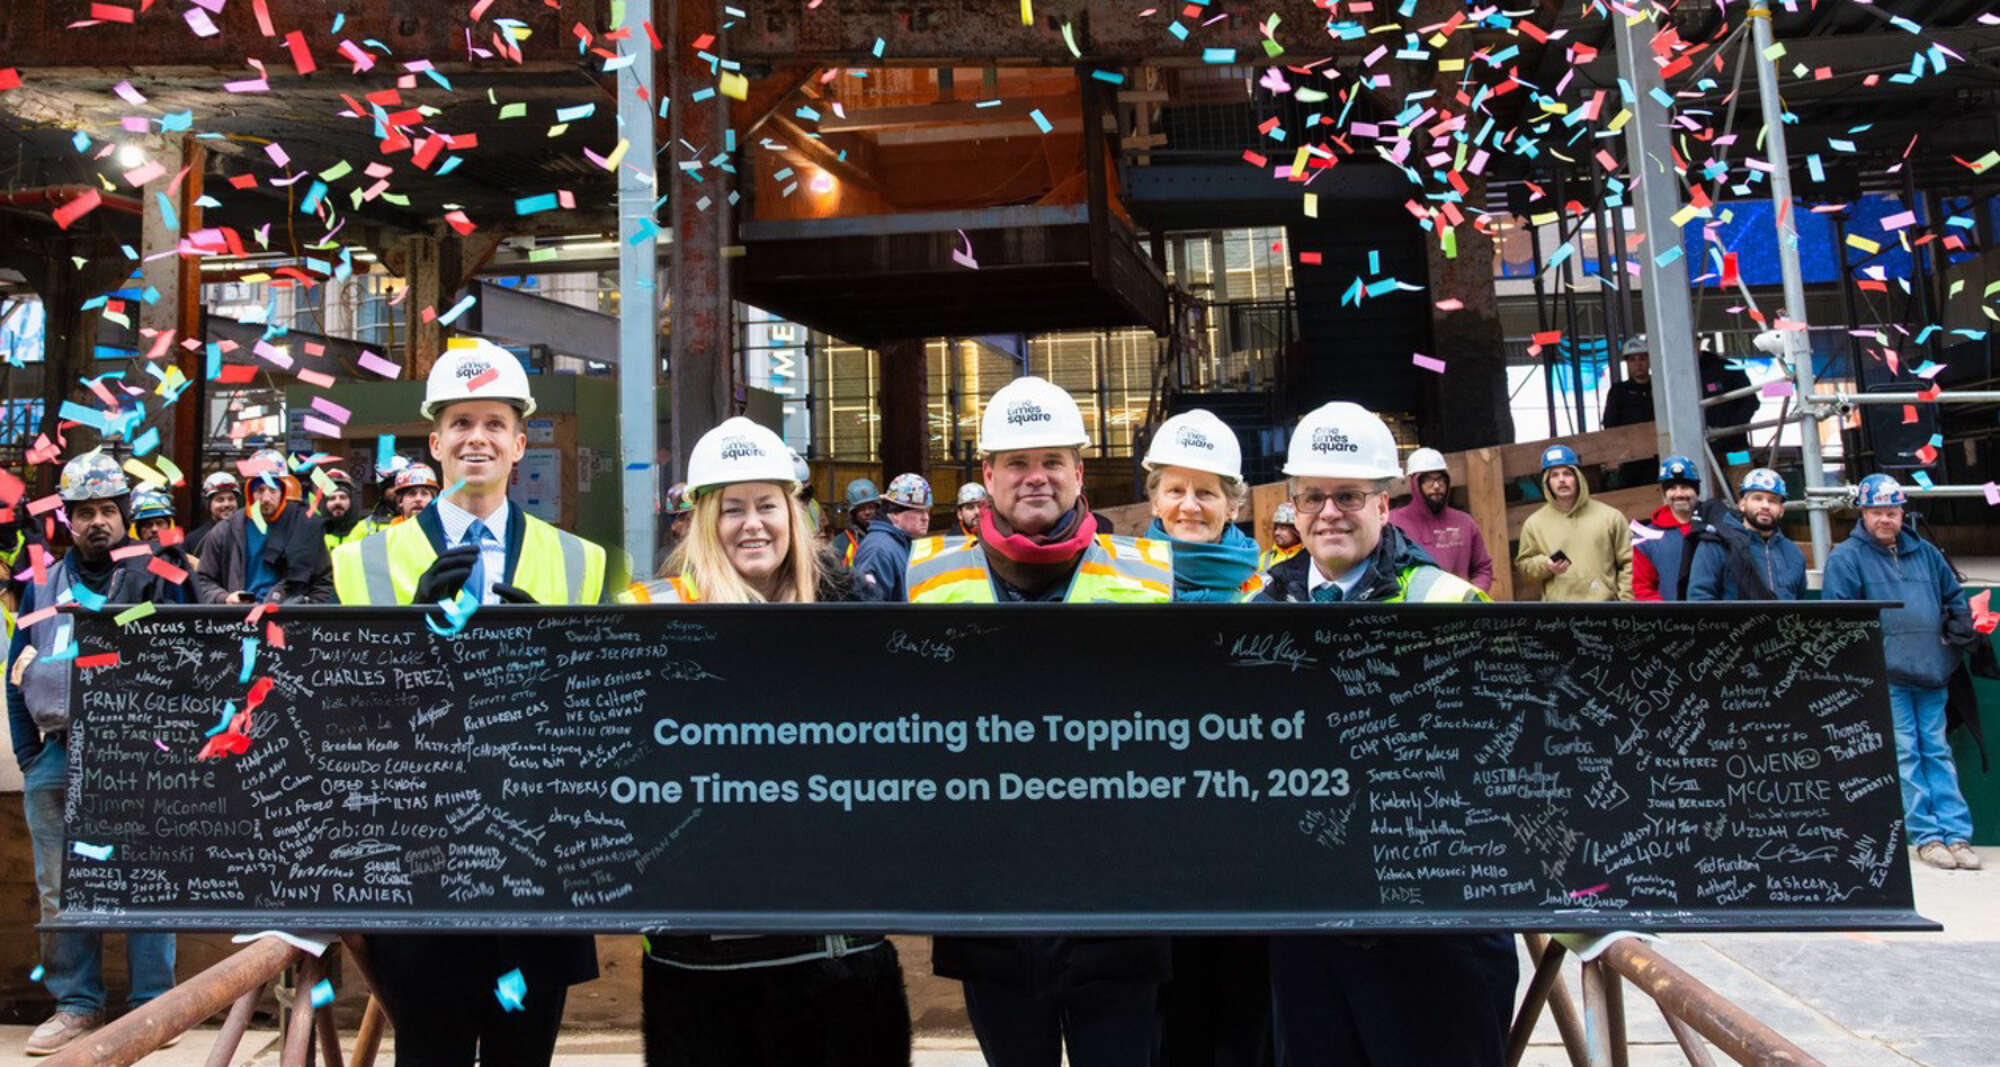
1283, 401, 1401, 481
1657, 455, 1700, 488
1540, 444, 1580, 472
1856, 473, 1907, 508
421, 337, 537, 420
980, 375, 1090, 454
246, 448, 289, 491
59, 450, 129, 503
1620, 335, 1649, 358
202, 470, 241, 498
686, 417, 796, 497
1272, 500, 1298, 527
130, 486, 175, 522
883, 473, 933, 510
956, 482, 990, 507
1405, 447, 1448, 479
1144, 409, 1243, 482
1739, 468, 1788, 499
844, 478, 881, 509
393, 462, 440, 494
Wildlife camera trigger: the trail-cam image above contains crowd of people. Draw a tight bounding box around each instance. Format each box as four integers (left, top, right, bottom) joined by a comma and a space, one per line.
5, 341, 1984, 1066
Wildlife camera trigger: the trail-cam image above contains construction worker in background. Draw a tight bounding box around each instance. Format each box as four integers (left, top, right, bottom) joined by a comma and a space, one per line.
331, 337, 610, 1067
661, 482, 696, 552
1515, 444, 1632, 602
1632, 455, 1701, 601
1260, 500, 1303, 573
9, 452, 186, 1056
319, 467, 373, 549
390, 462, 440, 520
186, 470, 241, 555
1686, 468, 1805, 601
1139, 409, 1269, 1065
620, 419, 911, 1065
191, 449, 333, 605
1387, 447, 1495, 592
1252, 403, 1509, 1067
851, 473, 933, 602
792, 451, 830, 543
128, 486, 179, 545
954, 481, 990, 542
908, 375, 1171, 1067
836, 477, 881, 566
1822, 474, 1978, 871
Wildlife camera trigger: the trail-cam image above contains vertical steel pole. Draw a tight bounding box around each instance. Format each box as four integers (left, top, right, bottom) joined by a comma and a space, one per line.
1610, 4, 1706, 471
1748, 4, 1831, 569
617, 0, 661, 573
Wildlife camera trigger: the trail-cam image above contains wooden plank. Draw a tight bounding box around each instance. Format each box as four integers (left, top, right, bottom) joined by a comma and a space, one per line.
1505, 485, 1658, 532
1494, 421, 1658, 480
1464, 446, 1512, 602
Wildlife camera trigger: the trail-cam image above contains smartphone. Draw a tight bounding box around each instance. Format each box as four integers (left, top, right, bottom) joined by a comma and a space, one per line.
1549, 549, 1569, 564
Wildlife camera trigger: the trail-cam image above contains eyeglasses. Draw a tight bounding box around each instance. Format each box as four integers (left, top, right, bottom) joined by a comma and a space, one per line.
1290, 488, 1383, 515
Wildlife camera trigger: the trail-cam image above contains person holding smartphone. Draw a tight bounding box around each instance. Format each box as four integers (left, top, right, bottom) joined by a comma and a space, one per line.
1514, 444, 1632, 601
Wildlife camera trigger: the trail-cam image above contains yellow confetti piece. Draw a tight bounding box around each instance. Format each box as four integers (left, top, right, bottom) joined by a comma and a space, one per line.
1020, 0, 1032, 25
1669, 204, 1702, 227
114, 602, 157, 626
1608, 108, 1633, 132
155, 456, 185, 488
603, 138, 631, 171
719, 72, 748, 100
121, 458, 167, 488
1762, 42, 1786, 61
1290, 146, 1310, 174
1438, 58, 1465, 72
1303, 193, 1318, 218
1845, 234, 1882, 254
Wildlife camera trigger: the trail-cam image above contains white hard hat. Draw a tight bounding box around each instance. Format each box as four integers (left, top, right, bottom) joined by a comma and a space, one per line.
1143, 409, 1243, 482
1405, 447, 1448, 479
421, 338, 537, 420
979, 376, 1089, 454
685, 417, 796, 498
1283, 401, 1402, 481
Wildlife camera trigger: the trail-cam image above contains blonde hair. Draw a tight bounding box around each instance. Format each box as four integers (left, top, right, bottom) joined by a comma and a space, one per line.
1145, 465, 1250, 519
660, 482, 821, 603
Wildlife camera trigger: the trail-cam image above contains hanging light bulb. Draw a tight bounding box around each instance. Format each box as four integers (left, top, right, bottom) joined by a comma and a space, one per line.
116, 143, 148, 169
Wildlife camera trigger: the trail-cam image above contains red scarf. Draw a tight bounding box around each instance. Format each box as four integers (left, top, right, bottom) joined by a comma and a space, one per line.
977, 500, 1098, 565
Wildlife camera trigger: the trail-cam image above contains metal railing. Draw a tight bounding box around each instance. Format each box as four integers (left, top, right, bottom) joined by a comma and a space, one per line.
43, 937, 387, 1067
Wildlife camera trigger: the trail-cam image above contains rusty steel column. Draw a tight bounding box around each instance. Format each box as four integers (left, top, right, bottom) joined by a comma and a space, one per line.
878, 339, 929, 478
1601, 940, 1820, 1065
202, 986, 263, 1067
667, 0, 734, 478
44, 936, 301, 1067
400, 234, 443, 380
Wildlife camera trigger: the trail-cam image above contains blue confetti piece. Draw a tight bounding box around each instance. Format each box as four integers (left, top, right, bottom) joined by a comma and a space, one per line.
205, 701, 238, 738
376, 435, 396, 474
495, 969, 527, 1012
1202, 48, 1237, 63
71, 584, 108, 612
1028, 109, 1053, 134
554, 103, 596, 123
310, 979, 335, 1009
1726, 451, 1751, 466
436, 293, 477, 326
30, 965, 45, 983
239, 637, 258, 684
72, 841, 114, 861
514, 193, 560, 215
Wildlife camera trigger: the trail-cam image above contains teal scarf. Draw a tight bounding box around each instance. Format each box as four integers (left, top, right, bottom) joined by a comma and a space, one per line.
1148, 519, 1261, 602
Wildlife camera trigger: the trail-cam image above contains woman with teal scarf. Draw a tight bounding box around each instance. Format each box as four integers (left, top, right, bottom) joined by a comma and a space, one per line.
1143, 409, 1273, 1063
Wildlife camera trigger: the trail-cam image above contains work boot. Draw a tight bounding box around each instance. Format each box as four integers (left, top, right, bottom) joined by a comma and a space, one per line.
24, 1011, 99, 1055
1949, 842, 1983, 870
1916, 841, 1958, 870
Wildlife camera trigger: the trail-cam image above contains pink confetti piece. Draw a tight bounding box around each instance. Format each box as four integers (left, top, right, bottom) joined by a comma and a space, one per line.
1985, 482, 2000, 506
1759, 380, 1794, 398
1434, 298, 1464, 311
310, 396, 352, 423
1412, 353, 1446, 374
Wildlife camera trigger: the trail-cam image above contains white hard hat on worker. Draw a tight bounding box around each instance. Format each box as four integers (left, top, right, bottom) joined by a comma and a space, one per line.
425, 338, 533, 501
1284, 401, 1401, 578
685, 417, 797, 498
979, 376, 1090, 537
422, 338, 537, 421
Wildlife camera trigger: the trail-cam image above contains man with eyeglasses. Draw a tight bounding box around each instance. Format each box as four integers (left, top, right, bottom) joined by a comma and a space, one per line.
1254, 402, 1513, 1067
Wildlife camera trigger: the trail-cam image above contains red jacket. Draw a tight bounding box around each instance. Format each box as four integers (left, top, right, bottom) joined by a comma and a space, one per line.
1632, 505, 1691, 602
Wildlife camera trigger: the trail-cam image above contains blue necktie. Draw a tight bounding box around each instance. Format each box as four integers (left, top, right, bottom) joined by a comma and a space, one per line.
1312, 583, 1343, 603
462, 519, 490, 604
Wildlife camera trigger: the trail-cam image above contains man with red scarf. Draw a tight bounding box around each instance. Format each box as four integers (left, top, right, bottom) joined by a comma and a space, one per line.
905, 375, 1173, 1067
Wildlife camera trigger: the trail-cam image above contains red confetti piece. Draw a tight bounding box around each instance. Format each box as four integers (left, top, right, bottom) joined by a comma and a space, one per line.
77, 653, 121, 669
147, 557, 189, 584
0, 69, 21, 92
88, 3, 135, 23
285, 30, 318, 75
52, 189, 103, 230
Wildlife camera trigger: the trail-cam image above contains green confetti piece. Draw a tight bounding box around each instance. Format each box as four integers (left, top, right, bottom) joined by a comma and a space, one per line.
114, 602, 157, 626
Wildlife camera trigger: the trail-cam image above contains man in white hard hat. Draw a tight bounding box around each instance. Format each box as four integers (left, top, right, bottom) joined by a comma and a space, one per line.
908, 375, 1171, 1067
331, 337, 613, 1067
1386, 447, 1494, 592
192, 449, 334, 604
1254, 402, 1512, 1067
1260, 500, 1302, 573
953, 481, 989, 542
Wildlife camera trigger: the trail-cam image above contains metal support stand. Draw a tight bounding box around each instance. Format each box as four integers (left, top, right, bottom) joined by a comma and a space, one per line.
1747, 4, 1832, 569
617, 0, 661, 575
1610, 3, 1708, 478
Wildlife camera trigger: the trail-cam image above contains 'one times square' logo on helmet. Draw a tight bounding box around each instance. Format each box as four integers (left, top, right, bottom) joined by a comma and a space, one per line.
1007, 401, 1052, 425
1175, 426, 1214, 451
719, 437, 766, 460
1311, 428, 1356, 454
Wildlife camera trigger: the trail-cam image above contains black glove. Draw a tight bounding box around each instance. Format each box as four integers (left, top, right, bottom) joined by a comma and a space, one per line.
492, 582, 538, 605
413, 545, 481, 603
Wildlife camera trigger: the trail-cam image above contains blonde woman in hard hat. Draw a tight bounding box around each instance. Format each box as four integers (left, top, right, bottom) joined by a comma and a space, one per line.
1141, 410, 1272, 1064
330, 338, 611, 1067
619, 417, 911, 1067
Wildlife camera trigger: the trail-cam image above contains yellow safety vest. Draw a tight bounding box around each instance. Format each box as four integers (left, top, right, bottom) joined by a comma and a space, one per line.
1259, 542, 1303, 574
331, 509, 607, 606
907, 534, 1173, 604
1390, 563, 1488, 604
324, 517, 379, 554
620, 575, 699, 604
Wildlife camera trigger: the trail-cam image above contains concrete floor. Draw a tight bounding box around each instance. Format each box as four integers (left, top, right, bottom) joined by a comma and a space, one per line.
2, 859, 1993, 1066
